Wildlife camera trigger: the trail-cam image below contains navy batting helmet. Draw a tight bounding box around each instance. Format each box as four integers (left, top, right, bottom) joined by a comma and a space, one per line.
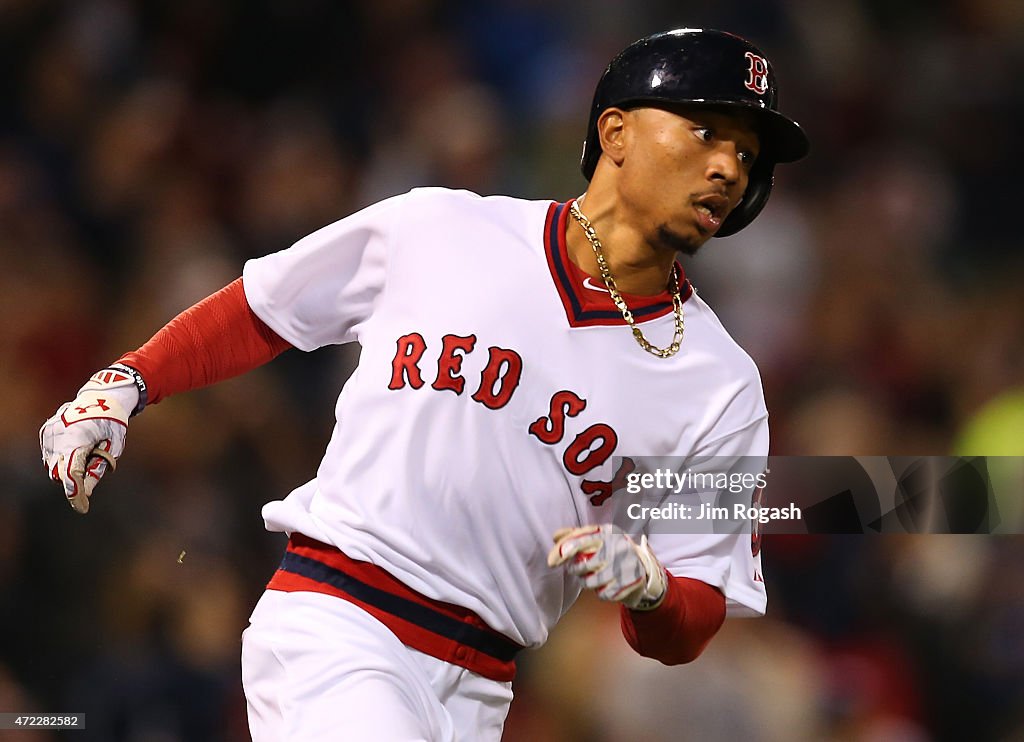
581, 29, 809, 237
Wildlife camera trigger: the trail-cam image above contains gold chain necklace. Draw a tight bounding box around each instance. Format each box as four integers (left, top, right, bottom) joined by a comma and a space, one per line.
568, 201, 684, 358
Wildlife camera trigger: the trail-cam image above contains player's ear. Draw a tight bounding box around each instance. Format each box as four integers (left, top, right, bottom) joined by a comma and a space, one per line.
596, 107, 628, 167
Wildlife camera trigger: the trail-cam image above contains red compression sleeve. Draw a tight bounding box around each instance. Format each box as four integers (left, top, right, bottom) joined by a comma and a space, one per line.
620, 574, 727, 665
117, 278, 293, 406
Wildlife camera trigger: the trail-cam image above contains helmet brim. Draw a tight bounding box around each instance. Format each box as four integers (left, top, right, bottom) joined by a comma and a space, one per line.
754, 107, 809, 163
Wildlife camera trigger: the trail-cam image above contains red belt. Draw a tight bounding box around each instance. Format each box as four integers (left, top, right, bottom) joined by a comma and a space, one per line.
267, 534, 522, 682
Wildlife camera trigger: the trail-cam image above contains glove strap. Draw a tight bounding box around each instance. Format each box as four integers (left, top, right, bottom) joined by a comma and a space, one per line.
631, 535, 668, 611
89, 364, 148, 416
110, 364, 149, 417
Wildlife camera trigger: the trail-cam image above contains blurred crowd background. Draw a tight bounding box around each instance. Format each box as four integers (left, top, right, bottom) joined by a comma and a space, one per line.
2, 0, 1024, 740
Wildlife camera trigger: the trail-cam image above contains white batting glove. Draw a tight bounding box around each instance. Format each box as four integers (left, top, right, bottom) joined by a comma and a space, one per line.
39, 366, 143, 514
547, 524, 668, 610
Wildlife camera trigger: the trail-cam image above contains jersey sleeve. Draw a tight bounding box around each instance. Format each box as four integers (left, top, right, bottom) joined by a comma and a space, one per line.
646, 393, 769, 618
241, 192, 407, 351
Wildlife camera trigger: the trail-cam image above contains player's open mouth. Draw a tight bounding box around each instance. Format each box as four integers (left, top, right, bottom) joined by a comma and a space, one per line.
693, 195, 727, 233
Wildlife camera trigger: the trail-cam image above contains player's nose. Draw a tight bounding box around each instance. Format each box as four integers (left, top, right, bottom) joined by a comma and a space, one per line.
705, 141, 743, 185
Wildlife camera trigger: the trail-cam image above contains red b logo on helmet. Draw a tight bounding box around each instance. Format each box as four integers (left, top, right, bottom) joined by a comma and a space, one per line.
744, 52, 769, 95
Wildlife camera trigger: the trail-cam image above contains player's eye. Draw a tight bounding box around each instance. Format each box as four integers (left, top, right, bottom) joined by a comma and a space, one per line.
738, 150, 757, 167
694, 127, 714, 143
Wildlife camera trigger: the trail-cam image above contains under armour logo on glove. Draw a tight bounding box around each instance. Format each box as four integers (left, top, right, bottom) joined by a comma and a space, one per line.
74, 399, 110, 415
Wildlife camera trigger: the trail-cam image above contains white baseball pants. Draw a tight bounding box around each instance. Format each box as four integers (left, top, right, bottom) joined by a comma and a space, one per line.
241, 590, 513, 741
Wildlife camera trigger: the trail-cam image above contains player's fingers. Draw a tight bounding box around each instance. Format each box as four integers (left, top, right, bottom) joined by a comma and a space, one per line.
68, 443, 117, 514
578, 561, 620, 593
39, 422, 52, 465
68, 491, 90, 514
87, 440, 116, 473
63, 447, 92, 514
84, 454, 110, 489
38, 403, 69, 463
596, 576, 644, 603
564, 548, 607, 576
83, 441, 117, 498
551, 527, 575, 543
547, 531, 603, 567
46, 453, 62, 482
53, 440, 116, 514
546, 543, 566, 567
551, 525, 605, 545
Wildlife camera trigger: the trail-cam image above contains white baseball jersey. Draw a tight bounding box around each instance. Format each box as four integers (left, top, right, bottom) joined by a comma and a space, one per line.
242, 187, 768, 650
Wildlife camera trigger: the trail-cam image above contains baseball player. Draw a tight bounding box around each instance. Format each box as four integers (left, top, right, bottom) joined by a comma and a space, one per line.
40, 29, 808, 741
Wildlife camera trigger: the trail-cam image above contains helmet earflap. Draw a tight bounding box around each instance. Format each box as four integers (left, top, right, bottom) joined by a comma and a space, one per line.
716, 160, 774, 237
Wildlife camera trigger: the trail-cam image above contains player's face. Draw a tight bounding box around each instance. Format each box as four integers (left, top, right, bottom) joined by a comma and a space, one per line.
616, 105, 760, 255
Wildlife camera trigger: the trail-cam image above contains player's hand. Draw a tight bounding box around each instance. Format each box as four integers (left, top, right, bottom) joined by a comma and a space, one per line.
39, 367, 141, 514
547, 524, 667, 610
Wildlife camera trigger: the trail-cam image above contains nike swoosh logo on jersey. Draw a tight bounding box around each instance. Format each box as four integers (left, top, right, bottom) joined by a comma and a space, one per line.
582, 277, 610, 294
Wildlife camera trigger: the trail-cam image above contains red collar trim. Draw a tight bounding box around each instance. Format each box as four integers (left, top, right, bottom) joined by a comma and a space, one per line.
543, 200, 693, 328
